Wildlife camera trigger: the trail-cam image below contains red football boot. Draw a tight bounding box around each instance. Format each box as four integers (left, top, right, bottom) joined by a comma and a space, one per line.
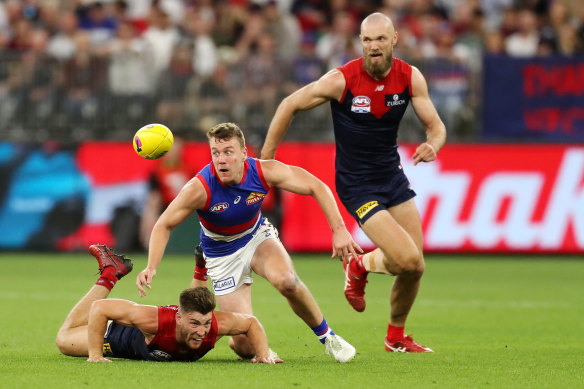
384, 335, 434, 353
342, 254, 368, 312
88, 244, 133, 279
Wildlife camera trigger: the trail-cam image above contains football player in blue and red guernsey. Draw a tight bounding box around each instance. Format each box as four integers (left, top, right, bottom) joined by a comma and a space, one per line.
136, 122, 362, 362
261, 12, 447, 353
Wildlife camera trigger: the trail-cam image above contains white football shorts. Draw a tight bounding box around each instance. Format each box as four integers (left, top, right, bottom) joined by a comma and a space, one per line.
205, 219, 279, 296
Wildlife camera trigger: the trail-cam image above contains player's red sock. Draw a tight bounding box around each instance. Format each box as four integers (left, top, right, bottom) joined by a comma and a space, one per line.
96, 266, 118, 291
193, 265, 208, 281
387, 324, 405, 343
350, 255, 367, 277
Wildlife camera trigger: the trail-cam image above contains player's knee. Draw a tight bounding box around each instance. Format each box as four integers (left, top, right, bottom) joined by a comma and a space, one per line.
391, 249, 424, 276
271, 272, 300, 297
55, 332, 70, 355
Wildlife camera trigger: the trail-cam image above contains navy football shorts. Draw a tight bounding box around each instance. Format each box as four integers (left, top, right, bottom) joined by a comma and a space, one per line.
339, 168, 416, 225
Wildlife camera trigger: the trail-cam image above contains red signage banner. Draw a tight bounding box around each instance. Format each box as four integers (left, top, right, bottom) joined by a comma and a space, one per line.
275, 143, 584, 254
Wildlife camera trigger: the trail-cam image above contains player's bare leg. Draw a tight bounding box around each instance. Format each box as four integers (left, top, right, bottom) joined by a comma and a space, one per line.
215, 284, 256, 359
360, 199, 432, 352
252, 239, 356, 362
252, 239, 323, 326
364, 201, 431, 351
56, 244, 133, 356
362, 201, 424, 325
56, 285, 110, 356
199, 246, 275, 361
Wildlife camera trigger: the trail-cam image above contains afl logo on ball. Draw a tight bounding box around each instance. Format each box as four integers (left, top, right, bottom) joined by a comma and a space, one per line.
351, 96, 371, 113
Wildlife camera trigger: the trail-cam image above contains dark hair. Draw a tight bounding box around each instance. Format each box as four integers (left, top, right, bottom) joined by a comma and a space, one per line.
206, 122, 246, 150
179, 287, 216, 315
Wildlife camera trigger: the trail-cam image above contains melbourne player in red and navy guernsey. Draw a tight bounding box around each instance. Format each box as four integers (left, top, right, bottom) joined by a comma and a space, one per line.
332, 56, 414, 214
136, 123, 361, 362
57, 247, 281, 363
262, 12, 446, 353
103, 305, 218, 361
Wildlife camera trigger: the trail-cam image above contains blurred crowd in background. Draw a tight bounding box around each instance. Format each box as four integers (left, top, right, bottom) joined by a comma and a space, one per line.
0, 0, 583, 148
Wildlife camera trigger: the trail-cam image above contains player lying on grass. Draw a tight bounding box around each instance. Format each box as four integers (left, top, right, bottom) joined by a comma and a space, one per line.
56, 244, 282, 363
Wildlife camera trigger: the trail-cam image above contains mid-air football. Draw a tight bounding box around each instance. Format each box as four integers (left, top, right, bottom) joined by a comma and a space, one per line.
133, 123, 174, 160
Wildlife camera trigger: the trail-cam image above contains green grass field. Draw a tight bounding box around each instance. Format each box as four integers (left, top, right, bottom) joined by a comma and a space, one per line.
0, 252, 582, 388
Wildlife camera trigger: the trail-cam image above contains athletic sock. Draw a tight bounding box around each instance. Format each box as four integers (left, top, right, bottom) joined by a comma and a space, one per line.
387, 324, 405, 343
350, 255, 367, 277
311, 318, 335, 344
193, 265, 208, 281
96, 266, 118, 291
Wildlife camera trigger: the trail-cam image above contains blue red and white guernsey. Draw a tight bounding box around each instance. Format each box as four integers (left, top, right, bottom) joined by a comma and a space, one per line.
195, 157, 270, 257
331, 57, 413, 198
103, 305, 218, 361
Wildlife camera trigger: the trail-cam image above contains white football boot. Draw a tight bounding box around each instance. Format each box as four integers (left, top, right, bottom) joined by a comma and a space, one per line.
324, 334, 356, 362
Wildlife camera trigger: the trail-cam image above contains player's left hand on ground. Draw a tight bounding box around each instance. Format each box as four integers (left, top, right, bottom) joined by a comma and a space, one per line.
331, 228, 363, 262
251, 356, 284, 364
412, 142, 437, 166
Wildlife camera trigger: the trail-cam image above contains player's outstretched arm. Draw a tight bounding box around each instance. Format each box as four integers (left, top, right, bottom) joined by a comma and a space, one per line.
137, 177, 207, 297
87, 299, 157, 362
261, 69, 346, 160
410, 66, 447, 166
215, 311, 283, 364
260, 160, 362, 261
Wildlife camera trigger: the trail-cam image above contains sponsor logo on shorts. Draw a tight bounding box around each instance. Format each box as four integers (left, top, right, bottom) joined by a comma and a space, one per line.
351, 96, 371, 113
246, 192, 266, 205
103, 343, 113, 356
214, 276, 236, 292
356, 201, 379, 219
210, 202, 229, 212
385, 93, 406, 107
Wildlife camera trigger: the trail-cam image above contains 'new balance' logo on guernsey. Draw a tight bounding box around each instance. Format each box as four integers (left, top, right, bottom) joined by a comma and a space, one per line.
375, 85, 384, 92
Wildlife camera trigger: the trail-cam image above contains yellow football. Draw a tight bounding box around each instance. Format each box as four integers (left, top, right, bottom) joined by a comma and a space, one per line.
133, 123, 174, 160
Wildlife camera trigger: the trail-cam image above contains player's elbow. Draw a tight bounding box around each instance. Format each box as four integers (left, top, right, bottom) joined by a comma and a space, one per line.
89, 299, 109, 320
280, 94, 299, 115
152, 218, 174, 235
248, 315, 262, 331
